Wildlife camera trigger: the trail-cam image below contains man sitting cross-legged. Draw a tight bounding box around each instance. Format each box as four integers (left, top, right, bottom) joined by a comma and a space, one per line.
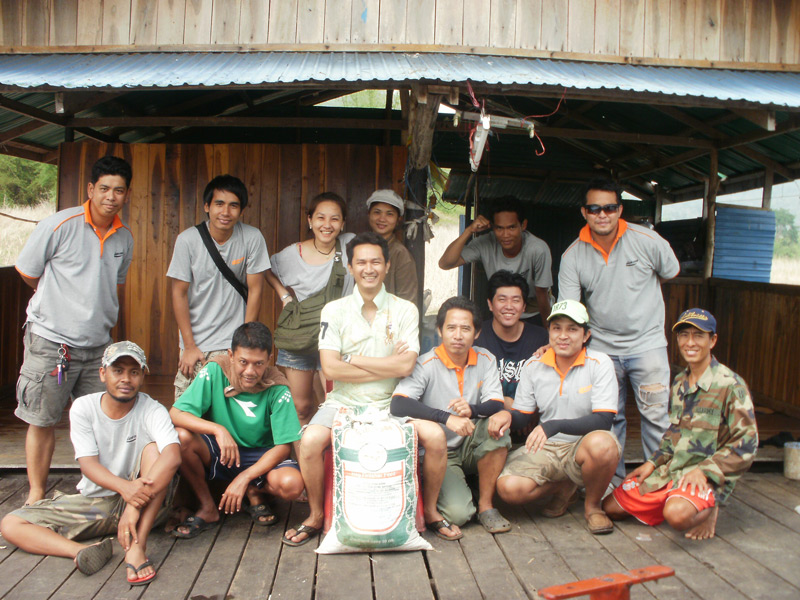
391, 296, 512, 538
603, 309, 758, 540
0, 341, 180, 586
170, 322, 304, 538
283, 232, 456, 546
491, 300, 621, 535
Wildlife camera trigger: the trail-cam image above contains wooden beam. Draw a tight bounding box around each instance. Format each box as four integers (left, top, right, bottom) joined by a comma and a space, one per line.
619, 148, 710, 179
0, 120, 46, 143
69, 116, 407, 130
0, 143, 49, 162
716, 116, 800, 150
731, 108, 776, 131
762, 167, 773, 209
703, 150, 720, 280
0, 94, 65, 126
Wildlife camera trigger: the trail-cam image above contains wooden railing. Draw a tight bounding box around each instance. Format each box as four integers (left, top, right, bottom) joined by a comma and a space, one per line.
663, 277, 800, 417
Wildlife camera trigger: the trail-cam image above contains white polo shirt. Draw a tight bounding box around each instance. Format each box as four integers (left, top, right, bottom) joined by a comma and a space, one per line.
16, 201, 134, 348
393, 345, 504, 449
513, 348, 618, 443
319, 285, 419, 411
558, 220, 680, 356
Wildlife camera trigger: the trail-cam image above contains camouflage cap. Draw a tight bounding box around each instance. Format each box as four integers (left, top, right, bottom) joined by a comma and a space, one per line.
102, 341, 149, 371
548, 299, 590, 326
672, 308, 716, 334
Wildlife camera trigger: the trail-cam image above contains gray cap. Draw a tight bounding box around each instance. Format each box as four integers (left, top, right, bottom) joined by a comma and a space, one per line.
366, 189, 405, 216
102, 341, 149, 371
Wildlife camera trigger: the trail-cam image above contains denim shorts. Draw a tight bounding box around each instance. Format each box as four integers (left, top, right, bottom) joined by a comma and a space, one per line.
276, 349, 321, 372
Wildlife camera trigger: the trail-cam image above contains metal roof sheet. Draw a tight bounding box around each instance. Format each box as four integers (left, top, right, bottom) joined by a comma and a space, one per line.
1, 52, 800, 108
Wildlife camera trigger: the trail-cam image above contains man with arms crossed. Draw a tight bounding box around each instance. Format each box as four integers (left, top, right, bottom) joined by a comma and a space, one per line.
284, 232, 454, 545
167, 174, 269, 400
492, 300, 620, 535
170, 322, 304, 537
391, 296, 511, 537
439, 196, 552, 324
558, 178, 680, 486
1, 342, 180, 585
603, 309, 758, 540
15, 155, 134, 506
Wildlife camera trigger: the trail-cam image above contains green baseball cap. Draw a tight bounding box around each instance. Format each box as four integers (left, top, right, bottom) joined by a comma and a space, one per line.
548, 299, 590, 326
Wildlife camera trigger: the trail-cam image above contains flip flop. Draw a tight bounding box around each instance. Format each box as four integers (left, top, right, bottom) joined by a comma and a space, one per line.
171, 515, 217, 539
244, 503, 276, 527
126, 559, 156, 586
542, 485, 579, 518
282, 523, 321, 547
75, 538, 113, 575
426, 519, 463, 541
586, 511, 614, 535
477, 508, 511, 534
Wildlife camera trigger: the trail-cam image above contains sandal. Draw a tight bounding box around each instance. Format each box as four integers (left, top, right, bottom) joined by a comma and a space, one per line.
126, 559, 157, 586
586, 511, 614, 535
542, 485, 579, 518
244, 503, 276, 527
171, 515, 217, 539
75, 538, 113, 575
477, 508, 511, 534
426, 519, 463, 541
282, 523, 321, 547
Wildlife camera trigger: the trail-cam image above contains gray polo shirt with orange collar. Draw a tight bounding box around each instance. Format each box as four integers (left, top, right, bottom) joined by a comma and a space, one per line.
513, 348, 618, 444
393, 344, 505, 449
16, 201, 134, 348
558, 220, 679, 356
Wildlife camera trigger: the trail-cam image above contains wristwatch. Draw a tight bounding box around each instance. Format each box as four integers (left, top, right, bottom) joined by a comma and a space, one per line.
280, 293, 291, 301
341, 354, 352, 364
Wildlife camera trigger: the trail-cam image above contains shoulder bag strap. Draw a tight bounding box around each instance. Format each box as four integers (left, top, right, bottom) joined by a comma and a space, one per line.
195, 222, 248, 303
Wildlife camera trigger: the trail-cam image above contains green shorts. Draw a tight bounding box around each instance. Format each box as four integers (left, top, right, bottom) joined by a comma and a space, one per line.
499, 431, 621, 487
9, 480, 176, 541
437, 419, 511, 526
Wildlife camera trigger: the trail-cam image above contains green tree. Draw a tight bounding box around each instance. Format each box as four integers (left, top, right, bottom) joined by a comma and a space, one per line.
0, 155, 57, 207
774, 208, 800, 259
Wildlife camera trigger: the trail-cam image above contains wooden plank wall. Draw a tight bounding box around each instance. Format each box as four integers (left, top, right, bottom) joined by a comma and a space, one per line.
0, 0, 798, 67
663, 278, 800, 415
55, 141, 407, 378
0, 267, 33, 387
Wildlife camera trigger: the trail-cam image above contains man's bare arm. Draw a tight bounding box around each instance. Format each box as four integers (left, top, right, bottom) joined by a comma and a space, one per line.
244, 272, 265, 323
19, 273, 38, 289
534, 286, 551, 321
319, 349, 388, 383
438, 215, 491, 270
170, 278, 205, 378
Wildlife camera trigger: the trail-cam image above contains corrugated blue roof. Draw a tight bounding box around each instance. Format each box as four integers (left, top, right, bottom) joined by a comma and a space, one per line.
713, 205, 776, 283
1, 52, 799, 108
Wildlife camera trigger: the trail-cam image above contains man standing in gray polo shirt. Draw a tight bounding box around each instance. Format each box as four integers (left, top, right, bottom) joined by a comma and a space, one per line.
15, 155, 134, 506
558, 178, 680, 486
167, 174, 269, 400
439, 196, 552, 324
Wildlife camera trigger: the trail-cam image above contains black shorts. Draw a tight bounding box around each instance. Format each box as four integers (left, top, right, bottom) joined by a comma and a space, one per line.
200, 434, 298, 488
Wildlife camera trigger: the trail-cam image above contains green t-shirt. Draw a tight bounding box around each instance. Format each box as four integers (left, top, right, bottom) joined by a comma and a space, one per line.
173, 362, 301, 448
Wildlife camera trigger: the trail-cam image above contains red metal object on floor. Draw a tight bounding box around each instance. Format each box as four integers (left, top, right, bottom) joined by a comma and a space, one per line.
538, 565, 675, 600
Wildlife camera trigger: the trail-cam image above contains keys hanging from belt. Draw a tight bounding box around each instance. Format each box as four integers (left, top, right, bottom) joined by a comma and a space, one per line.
50, 344, 70, 385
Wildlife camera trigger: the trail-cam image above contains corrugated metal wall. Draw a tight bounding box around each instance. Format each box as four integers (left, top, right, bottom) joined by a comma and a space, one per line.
713, 205, 776, 283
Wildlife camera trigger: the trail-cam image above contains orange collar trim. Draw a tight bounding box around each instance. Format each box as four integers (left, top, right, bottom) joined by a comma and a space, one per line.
434, 344, 477, 370
83, 200, 125, 256
540, 347, 587, 378
579, 219, 628, 263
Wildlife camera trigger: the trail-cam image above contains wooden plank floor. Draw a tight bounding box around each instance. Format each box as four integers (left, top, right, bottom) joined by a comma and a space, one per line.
0, 470, 798, 600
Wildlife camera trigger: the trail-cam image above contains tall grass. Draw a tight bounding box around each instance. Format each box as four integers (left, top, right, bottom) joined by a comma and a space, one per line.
771, 257, 800, 286
0, 202, 55, 267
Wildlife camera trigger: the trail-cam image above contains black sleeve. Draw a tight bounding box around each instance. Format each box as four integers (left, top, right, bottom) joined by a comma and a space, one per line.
540, 412, 614, 438
473, 399, 506, 417
510, 409, 534, 430
390, 395, 451, 425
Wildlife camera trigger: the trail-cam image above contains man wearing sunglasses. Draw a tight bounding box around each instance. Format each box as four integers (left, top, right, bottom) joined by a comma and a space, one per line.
558, 178, 680, 490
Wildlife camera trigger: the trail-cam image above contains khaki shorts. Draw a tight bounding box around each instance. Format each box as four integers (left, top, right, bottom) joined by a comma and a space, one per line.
8, 478, 176, 541
16, 328, 105, 428
500, 431, 621, 487
173, 349, 228, 400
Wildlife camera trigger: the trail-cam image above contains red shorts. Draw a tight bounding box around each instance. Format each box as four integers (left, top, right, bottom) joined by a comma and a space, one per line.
612, 480, 716, 526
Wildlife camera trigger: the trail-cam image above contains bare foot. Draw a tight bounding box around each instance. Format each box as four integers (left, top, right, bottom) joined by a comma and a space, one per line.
685, 506, 718, 540
24, 490, 45, 506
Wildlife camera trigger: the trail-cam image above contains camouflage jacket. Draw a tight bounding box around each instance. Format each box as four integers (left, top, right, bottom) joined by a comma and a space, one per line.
640, 357, 758, 503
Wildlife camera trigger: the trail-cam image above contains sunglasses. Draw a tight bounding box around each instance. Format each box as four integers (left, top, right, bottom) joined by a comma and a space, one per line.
584, 203, 621, 216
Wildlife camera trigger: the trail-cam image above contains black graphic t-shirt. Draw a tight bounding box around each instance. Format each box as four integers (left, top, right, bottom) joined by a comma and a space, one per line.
478, 319, 549, 400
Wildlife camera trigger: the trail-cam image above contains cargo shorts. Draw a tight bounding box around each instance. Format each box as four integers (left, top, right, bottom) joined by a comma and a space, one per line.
15, 328, 105, 428
173, 349, 228, 400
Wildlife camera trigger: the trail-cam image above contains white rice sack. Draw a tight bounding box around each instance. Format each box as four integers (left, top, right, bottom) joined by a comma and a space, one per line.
316, 408, 432, 554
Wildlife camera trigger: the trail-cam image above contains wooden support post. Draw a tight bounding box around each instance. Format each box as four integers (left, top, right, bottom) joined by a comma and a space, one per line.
64, 128, 74, 142
654, 185, 663, 226
702, 150, 720, 280
762, 167, 774, 209
406, 89, 441, 308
